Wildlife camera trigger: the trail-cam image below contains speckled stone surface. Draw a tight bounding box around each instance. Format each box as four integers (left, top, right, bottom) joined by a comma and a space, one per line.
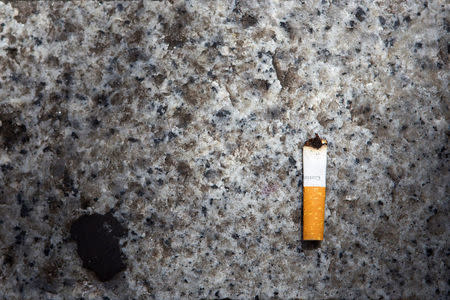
0, 1, 448, 299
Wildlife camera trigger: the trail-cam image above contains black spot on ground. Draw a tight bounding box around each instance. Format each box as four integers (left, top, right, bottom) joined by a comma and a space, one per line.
70, 212, 127, 281
0, 114, 30, 149
355, 7, 366, 22
241, 14, 258, 28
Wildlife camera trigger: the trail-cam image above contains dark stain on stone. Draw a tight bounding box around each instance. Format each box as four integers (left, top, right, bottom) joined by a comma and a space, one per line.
93, 94, 109, 107
126, 28, 144, 44
5, 47, 18, 59
70, 212, 127, 282
176, 161, 191, 178
181, 82, 211, 106
10, 1, 37, 24
153, 74, 166, 86
164, 6, 191, 49
253, 79, 270, 91
127, 48, 145, 63
173, 109, 192, 128
241, 13, 258, 28
0, 113, 30, 149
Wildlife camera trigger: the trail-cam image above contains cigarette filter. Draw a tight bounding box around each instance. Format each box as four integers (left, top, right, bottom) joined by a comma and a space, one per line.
303, 134, 328, 240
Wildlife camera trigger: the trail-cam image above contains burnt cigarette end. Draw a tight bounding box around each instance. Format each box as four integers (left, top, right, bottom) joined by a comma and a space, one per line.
305, 133, 326, 149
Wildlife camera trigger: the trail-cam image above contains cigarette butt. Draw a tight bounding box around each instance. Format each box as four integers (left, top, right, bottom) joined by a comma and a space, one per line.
303, 134, 327, 241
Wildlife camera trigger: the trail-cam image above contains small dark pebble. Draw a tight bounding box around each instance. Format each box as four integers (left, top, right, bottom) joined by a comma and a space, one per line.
70, 213, 127, 281
355, 7, 366, 22
241, 14, 257, 28
216, 109, 231, 118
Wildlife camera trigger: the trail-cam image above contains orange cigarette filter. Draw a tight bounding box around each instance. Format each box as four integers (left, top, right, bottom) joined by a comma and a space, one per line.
303, 134, 328, 240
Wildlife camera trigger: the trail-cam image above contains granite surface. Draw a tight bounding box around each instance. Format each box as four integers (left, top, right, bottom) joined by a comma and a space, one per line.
0, 0, 449, 299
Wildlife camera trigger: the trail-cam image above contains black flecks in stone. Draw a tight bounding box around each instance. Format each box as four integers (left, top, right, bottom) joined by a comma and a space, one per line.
324, 25, 331, 30
288, 156, 296, 166
20, 203, 31, 217
5, 47, 18, 59
91, 118, 101, 128
62, 72, 73, 85
280, 21, 291, 33
145, 214, 155, 226
349, 20, 355, 29
216, 109, 231, 118
0, 115, 30, 149
75, 93, 87, 101
384, 38, 395, 47
241, 13, 257, 28
157, 178, 164, 185
355, 158, 360, 164
127, 48, 144, 63
426, 248, 433, 257
415, 42, 423, 49
355, 7, 366, 22
15, 230, 26, 245
93, 94, 108, 107
201, 206, 207, 217
403, 15, 411, 23
157, 105, 167, 116
1, 164, 13, 173
34, 37, 42, 46
378, 16, 386, 25
116, 3, 123, 11
147, 167, 153, 174
44, 245, 50, 256
3, 253, 14, 266
231, 233, 239, 240
393, 19, 400, 29
378, 201, 383, 206
70, 213, 127, 282
127, 137, 139, 143
177, 161, 191, 178
207, 70, 216, 79
168, 131, 177, 140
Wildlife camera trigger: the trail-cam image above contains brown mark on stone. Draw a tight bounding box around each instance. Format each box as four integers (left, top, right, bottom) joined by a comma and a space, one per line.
163, 6, 192, 49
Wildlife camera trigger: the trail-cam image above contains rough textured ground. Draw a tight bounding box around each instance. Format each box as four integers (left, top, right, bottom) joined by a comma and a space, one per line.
0, 0, 448, 299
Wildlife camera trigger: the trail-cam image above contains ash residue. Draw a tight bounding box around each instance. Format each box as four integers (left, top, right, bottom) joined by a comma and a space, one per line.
305, 134, 325, 149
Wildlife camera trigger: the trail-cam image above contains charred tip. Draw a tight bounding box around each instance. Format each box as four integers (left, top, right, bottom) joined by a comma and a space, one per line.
305, 134, 327, 149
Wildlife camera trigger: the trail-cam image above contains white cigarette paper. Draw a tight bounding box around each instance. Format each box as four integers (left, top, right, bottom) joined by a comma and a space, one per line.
303, 144, 327, 187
